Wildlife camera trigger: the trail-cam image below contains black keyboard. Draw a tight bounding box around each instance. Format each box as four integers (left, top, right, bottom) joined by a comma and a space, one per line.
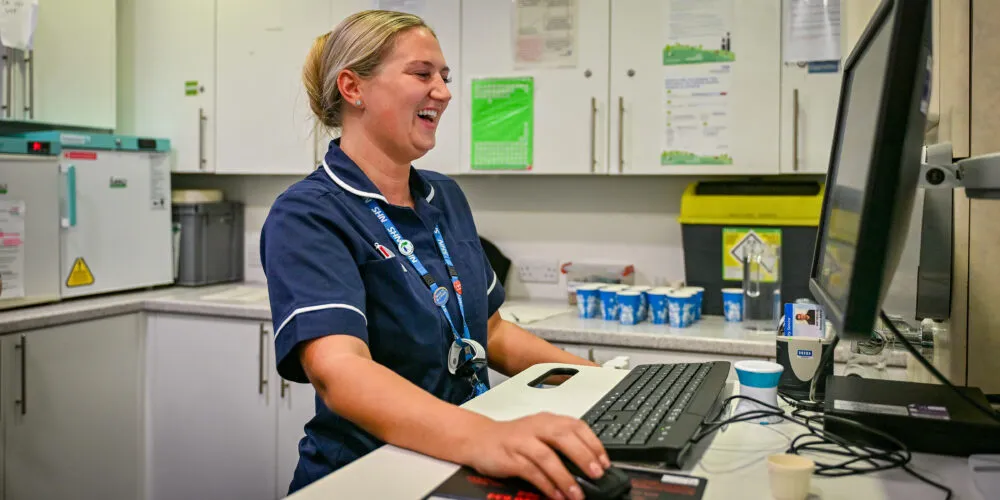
580, 361, 730, 466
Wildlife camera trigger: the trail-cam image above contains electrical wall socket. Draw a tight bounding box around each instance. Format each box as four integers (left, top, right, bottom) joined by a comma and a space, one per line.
516, 258, 560, 284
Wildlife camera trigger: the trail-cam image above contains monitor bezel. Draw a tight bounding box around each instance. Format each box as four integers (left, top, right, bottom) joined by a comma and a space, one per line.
808, 0, 932, 340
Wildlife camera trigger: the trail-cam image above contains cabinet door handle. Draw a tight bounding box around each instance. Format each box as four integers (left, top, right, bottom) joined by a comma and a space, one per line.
14, 334, 25, 415
589, 97, 598, 173
3, 49, 11, 118
258, 324, 269, 395
280, 379, 289, 399
792, 88, 800, 172
617, 96, 625, 173
587, 348, 595, 362
198, 107, 207, 170
24, 50, 32, 119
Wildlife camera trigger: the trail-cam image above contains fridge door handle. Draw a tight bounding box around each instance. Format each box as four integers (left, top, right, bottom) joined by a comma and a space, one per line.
60, 164, 77, 228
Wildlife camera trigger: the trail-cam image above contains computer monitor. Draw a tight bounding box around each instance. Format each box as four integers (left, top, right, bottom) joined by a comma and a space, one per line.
808, 0, 933, 341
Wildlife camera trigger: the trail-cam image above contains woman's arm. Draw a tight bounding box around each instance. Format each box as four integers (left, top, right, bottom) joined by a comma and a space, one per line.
485, 312, 599, 378
299, 334, 610, 500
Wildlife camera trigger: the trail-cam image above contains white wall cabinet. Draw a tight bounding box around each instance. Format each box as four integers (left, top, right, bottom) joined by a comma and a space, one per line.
214, 0, 331, 175
19, 0, 117, 129
460, 0, 611, 175
2, 314, 143, 500
611, 0, 782, 176
120, 0, 217, 173
146, 313, 315, 500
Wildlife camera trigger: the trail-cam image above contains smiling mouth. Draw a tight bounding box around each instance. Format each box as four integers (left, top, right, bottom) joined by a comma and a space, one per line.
416, 109, 439, 123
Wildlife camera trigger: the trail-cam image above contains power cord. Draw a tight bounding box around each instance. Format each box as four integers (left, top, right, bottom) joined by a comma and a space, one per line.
689, 394, 954, 500
878, 310, 1000, 424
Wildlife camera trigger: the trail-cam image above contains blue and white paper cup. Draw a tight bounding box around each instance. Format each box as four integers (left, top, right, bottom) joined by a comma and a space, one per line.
598, 285, 629, 321
667, 290, 695, 328
647, 288, 671, 325
617, 291, 642, 326
629, 286, 652, 321
682, 286, 704, 321
575, 284, 603, 319
722, 288, 744, 322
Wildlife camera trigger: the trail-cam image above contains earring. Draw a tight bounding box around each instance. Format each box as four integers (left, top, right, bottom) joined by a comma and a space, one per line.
355, 99, 362, 107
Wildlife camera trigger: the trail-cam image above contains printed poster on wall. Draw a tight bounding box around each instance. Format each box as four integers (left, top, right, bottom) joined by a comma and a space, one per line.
722, 228, 781, 283
662, 0, 734, 166
470, 77, 534, 171
512, 0, 579, 69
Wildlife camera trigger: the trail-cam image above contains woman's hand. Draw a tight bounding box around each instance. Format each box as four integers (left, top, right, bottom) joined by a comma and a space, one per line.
464, 412, 611, 500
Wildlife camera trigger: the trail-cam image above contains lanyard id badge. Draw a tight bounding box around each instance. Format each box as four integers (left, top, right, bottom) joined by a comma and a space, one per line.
365, 199, 488, 396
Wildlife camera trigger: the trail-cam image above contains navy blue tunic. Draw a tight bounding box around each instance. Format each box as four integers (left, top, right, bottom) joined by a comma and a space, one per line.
261, 139, 506, 493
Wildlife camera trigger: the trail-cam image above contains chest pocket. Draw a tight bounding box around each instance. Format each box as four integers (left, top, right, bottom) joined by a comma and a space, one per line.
358, 256, 446, 380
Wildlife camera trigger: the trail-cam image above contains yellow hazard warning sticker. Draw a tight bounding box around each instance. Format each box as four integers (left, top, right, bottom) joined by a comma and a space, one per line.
722, 228, 781, 283
66, 257, 95, 287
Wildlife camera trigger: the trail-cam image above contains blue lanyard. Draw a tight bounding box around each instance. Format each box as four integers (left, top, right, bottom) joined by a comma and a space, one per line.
365, 199, 486, 395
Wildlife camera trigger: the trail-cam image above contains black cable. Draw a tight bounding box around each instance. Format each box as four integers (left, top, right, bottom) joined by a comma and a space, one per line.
879, 310, 1000, 424
689, 394, 953, 499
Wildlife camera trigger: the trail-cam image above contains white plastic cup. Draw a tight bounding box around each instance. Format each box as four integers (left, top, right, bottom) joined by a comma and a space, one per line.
767, 454, 815, 500
733, 360, 784, 425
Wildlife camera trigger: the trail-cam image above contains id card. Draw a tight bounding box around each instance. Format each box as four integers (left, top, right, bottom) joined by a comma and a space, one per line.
423, 466, 707, 500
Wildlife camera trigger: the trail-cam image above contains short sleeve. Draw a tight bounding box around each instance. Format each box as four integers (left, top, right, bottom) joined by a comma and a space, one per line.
482, 244, 506, 318
261, 188, 368, 383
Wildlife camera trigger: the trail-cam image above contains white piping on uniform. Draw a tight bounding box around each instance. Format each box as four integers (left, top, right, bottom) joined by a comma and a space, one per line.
274, 303, 367, 340
487, 271, 498, 294
323, 158, 437, 204
323, 159, 388, 202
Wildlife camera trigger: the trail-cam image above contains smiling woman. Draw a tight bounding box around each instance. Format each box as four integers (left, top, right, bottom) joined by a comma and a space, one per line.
261, 10, 605, 500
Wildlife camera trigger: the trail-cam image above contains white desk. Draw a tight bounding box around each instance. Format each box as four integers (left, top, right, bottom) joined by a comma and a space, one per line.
286, 364, 981, 499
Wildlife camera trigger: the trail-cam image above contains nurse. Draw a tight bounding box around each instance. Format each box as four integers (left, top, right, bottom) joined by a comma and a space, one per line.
261, 10, 609, 500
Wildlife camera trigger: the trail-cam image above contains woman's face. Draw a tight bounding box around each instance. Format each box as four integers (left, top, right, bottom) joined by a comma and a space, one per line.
360, 27, 452, 163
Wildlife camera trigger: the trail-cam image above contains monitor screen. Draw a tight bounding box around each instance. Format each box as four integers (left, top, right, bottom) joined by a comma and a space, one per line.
815, 20, 893, 314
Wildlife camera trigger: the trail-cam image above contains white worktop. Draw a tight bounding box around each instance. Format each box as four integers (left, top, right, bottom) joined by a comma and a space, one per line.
0, 282, 910, 367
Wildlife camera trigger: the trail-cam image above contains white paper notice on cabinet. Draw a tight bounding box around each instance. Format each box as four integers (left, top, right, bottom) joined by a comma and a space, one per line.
783, 0, 841, 63
0, 0, 39, 50
661, 0, 735, 166
374, 0, 425, 17
0, 200, 25, 299
513, 0, 578, 69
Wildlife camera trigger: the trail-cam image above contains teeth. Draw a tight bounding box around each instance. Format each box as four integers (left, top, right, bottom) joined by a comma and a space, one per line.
417, 109, 438, 119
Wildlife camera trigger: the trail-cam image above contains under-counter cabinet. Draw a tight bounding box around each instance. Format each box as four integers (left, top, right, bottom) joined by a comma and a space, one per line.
145, 313, 314, 500
1, 314, 143, 500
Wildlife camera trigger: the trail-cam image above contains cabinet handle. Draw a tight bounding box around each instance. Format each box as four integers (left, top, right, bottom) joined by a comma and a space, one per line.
280, 379, 289, 399
258, 324, 269, 395
792, 88, 800, 172
587, 348, 595, 362
589, 97, 598, 173
3, 49, 11, 118
617, 96, 625, 173
198, 107, 207, 170
14, 334, 25, 415
24, 50, 32, 119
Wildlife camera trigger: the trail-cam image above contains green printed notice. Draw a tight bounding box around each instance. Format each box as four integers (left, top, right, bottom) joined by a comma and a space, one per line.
661, 151, 733, 165
663, 43, 735, 66
184, 80, 199, 96
470, 77, 533, 170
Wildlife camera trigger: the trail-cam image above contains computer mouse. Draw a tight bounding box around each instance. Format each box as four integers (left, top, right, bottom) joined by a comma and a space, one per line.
557, 452, 632, 500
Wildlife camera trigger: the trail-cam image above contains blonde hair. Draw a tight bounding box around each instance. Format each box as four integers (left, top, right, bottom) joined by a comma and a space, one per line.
304, 10, 434, 130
